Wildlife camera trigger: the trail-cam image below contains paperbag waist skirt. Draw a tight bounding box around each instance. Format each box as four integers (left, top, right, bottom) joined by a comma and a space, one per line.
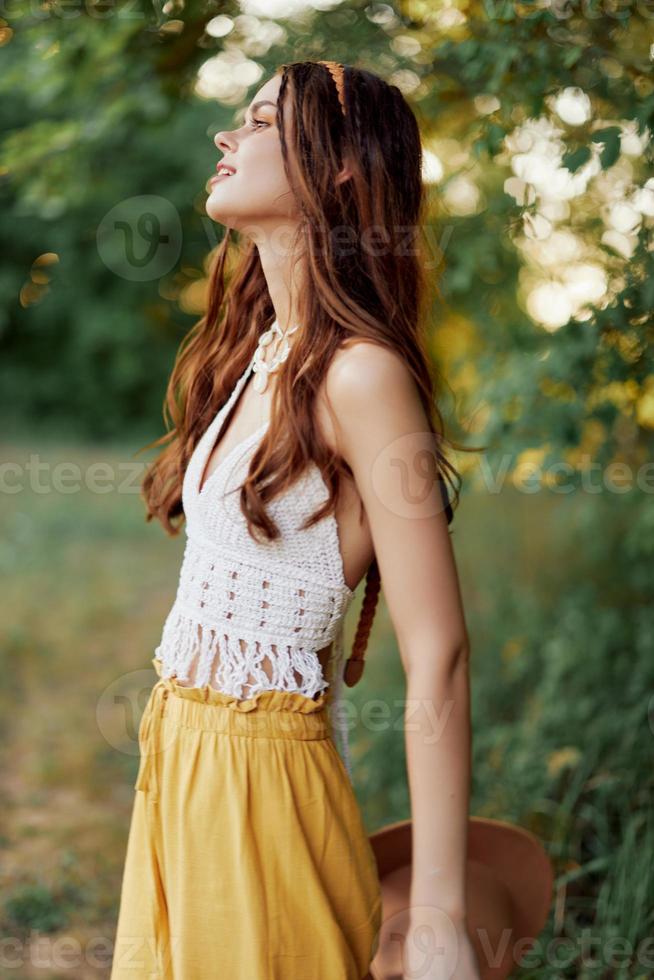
110, 655, 382, 980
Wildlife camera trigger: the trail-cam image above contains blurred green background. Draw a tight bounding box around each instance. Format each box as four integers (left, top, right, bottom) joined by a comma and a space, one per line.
1, 0, 653, 977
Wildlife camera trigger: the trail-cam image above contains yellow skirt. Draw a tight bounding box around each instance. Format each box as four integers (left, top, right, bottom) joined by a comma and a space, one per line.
110, 656, 382, 979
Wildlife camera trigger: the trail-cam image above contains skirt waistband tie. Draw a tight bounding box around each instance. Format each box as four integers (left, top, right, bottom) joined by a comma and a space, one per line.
134, 677, 172, 802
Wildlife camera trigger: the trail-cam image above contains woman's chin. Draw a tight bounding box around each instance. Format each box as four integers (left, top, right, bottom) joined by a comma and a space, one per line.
204, 194, 240, 227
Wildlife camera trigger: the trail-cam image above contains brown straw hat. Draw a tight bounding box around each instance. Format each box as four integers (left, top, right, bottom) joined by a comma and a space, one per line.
367, 816, 553, 980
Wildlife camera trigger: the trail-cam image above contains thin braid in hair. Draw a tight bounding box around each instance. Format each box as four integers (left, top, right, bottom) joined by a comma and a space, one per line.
317, 60, 347, 116
343, 558, 381, 687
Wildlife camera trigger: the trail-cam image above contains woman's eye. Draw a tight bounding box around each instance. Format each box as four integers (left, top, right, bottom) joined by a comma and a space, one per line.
250, 118, 267, 130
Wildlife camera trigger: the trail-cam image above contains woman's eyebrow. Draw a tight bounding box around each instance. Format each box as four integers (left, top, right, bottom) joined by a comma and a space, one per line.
244, 99, 277, 122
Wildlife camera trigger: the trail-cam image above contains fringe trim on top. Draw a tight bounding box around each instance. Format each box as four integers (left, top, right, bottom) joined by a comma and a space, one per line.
155, 602, 354, 785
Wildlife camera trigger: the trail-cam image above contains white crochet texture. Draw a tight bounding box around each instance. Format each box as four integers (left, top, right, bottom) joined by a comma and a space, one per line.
154, 352, 357, 780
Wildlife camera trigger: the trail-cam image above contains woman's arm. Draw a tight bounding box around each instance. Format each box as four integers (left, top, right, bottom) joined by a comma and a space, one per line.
323, 341, 476, 965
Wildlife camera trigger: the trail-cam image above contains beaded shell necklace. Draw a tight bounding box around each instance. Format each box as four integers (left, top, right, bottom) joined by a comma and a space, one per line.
251, 318, 299, 394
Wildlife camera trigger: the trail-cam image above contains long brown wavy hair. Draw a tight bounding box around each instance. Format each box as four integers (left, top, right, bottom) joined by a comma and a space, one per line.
139, 60, 470, 670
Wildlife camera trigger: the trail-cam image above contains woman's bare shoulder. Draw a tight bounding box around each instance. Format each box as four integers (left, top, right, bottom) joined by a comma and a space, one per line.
314, 338, 414, 460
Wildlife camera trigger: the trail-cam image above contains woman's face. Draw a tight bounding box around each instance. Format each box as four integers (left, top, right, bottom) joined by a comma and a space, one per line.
206, 73, 300, 232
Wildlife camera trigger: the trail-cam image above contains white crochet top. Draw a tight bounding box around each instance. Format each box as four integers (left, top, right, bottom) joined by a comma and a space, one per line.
154, 350, 357, 781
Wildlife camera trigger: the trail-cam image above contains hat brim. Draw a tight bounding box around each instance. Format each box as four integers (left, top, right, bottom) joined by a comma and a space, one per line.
368, 816, 553, 980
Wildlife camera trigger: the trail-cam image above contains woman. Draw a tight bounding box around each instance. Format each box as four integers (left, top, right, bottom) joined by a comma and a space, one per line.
111, 60, 479, 980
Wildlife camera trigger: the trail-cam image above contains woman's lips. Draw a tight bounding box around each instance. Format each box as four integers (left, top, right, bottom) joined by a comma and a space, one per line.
208, 173, 231, 185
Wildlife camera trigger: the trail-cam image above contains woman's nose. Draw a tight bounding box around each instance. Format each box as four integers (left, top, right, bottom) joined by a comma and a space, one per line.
214, 130, 236, 152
